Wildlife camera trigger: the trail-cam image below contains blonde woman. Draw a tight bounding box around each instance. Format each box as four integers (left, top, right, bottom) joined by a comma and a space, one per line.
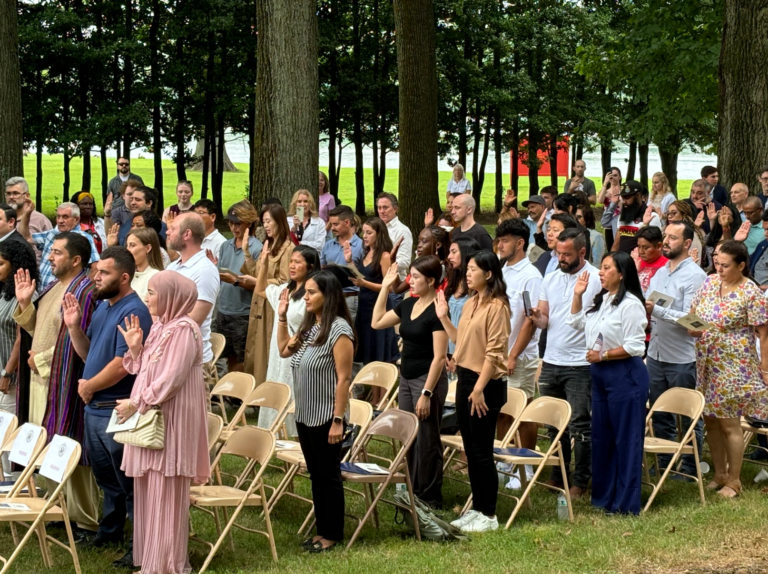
649, 172, 675, 215
287, 189, 326, 252
126, 227, 165, 299
447, 163, 471, 196
161, 180, 195, 222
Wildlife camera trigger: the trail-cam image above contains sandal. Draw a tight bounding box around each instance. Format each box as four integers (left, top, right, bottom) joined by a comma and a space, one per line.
706, 476, 727, 491
301, 537, 322, 548
717, 480, 741, 498
308, 540, 338, 553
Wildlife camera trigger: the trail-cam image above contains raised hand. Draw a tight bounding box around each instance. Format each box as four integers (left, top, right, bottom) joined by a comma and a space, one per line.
718, 209, 733, 229
630, 247, 641, 269
166, 210, 176, 224
17, 198, 34, 220
381, 262, 399, 289
62, 293, 83, 329
603, 173, 612, 188
643, 205, 654, 226
435, 290, 449, 320
537, 208, 547, 232
505, 189, 517, 206
706, 201, 717, 222
104, 193, 114, 216
117, 315, 144, 357
735, 221, 751, 242
574, 270, 591, 297
260, 240, 271, 265
107, 223, 120, 247
424, 208, 434, 227
14, 268, 36, 307
277, 288, 290, 320
689, 247, 700, 264
390, 236, 404, 262
694, 210, 705, 227
342, 240, 353, 264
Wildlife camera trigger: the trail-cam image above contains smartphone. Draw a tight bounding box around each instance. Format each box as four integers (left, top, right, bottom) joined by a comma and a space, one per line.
297, 206, 305, 222
522, 291, 532, 317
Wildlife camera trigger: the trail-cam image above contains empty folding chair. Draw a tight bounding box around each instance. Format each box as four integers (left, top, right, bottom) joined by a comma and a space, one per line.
207, 413, 224, 456
1, 423, 48, 500
220, 381, 292, 444
349, 362, 399, 411
209, 372, 256, 426
0, 412, 18, 480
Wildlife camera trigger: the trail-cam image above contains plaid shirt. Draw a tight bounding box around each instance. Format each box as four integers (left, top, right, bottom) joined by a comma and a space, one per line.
32, 228, 100, 289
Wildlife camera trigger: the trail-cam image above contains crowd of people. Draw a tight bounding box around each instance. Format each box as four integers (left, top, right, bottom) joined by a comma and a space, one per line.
2, 156, 768, 570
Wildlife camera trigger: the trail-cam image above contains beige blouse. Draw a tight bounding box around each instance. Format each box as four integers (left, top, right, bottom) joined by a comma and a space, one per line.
452, 294, 511, 381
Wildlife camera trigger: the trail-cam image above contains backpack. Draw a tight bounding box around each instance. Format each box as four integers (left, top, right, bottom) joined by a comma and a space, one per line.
392, 490, 468, 542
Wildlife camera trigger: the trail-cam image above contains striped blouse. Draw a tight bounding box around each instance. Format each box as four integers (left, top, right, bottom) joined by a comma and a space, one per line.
0, 297, 17, 384
291, 318, 354, 427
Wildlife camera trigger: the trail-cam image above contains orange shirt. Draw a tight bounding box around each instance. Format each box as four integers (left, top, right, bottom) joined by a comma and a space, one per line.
452, 294, 511, 380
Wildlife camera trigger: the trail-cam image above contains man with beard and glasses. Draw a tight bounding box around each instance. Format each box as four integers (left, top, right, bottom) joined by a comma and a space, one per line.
530, 228, 602, 499
602, 180, 661, 254
13, 232, 100, 534
63, 246, 152, 568
644, 221, 706, 478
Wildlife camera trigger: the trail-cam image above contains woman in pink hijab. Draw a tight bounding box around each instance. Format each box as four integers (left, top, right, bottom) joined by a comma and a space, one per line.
115, 270, 210, 574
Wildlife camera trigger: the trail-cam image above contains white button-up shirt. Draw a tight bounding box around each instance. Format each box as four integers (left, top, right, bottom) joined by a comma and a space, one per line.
201, 229, 227, 259
447, 178, 471, 194
503, 257, 542, 361
288, 216, 326, 252
567, 292, 647, 358
386, 216, 413, 280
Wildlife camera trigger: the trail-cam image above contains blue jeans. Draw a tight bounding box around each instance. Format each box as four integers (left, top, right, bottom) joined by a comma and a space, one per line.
84, 412, 134, 539
538, 363, 592, 489
646, 358, 704, 474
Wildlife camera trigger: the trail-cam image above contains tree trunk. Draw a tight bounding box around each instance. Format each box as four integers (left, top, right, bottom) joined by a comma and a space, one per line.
527, 129, 540, 196
202, 131, 210, 199
82, 148, 91, 191
600, 142, 611, 177
494, 107, 503, 213
638, 142, 649, 189
719, 0, 768, 193
36, 145, 43, 210
327, 31, 340, 203
576, 139, 583, 160
511, 119, 519, 196
353, 114, 365, 215
658, 145, 679, 195
63, 149, 71, 202
626, 139, 637, 181
190, 136, 238, 172
123, 0, 133, 160
457, 37, 470, 168
0, 0, 24, 195
175, 29, 187, 183
100, 147, 108, 201
252, 0, 319, 208
151, 0, 163, 211
392, 0, 439, 232
549, 136, 558, 188
213, 117, 225, 210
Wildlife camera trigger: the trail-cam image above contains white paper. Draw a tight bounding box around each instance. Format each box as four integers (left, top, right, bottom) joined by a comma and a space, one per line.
9, 423, 43, 467
0, 411, 13, 445
275, 440, 300, 450
648, 291, 675, 309
676, 313, 713, 331
39, 435, 77, 483
0, 502, 31, 511
355, 463, 390, 475
219, 268, 239, 277
106, 409, 140, 434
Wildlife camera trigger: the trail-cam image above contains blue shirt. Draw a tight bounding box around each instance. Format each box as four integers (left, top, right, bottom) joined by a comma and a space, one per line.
320, 234, 364, 293
83, 292, 153, 416
119, 220, 167, 246
218, 236, 263, 315
32, 228, 100, 289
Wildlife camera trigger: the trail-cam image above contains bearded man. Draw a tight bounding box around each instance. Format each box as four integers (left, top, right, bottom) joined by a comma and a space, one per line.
601, 180, 662, 253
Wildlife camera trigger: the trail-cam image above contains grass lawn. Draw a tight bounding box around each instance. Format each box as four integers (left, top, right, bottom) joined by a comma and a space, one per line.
21, 154, 696, 218
3, 416, 768, 574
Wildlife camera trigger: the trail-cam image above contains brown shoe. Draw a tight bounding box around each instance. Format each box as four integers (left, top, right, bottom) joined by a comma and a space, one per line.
569, 486, 586, 500
544, 479, 564, 492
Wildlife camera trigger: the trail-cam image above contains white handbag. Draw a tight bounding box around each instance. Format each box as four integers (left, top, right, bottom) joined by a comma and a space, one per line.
113, 408, 165, 450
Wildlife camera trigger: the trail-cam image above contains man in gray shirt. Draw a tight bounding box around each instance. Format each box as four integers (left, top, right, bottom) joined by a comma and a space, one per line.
563, 159, 597, 204
645, 220, 706, 477
108, 157, 144, 209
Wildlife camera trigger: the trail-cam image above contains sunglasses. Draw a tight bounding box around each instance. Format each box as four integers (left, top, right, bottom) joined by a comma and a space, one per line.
118, 162, 129, 167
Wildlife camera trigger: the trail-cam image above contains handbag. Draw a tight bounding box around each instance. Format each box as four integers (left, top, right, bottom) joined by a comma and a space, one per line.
114, 407, 165, 450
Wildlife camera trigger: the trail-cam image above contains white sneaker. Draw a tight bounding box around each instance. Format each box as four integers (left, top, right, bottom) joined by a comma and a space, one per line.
460, 513, 499, 533
525, 465, 535, 481
450, 510, 478, 528
505, 473, 522, 490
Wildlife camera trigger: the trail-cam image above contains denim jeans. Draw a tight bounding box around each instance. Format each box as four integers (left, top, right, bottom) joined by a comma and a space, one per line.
646, 358, 704, 474
538, 362, 592, 489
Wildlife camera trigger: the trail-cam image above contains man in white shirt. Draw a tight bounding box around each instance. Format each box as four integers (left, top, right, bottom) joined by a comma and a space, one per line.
165, 213, 221, 366
376, 192, 413, 280
645, 220, 706, 477
496, 219, 541, 459
531, 228, 601, 499
193, 199, 227, 258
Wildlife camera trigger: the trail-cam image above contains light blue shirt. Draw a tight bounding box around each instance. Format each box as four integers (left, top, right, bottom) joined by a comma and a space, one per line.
32, 228, 100, 289
320, 234, 364, 293
745, 223, 763, 255
545, 251, 559, 275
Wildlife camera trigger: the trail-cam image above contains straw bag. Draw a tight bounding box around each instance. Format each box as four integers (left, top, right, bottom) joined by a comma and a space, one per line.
114, 408, 165, 450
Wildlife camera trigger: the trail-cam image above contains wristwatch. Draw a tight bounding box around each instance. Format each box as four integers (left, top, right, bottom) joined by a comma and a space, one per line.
421, 388, 433, 398
333, 416, 344, 424
233, 279, 240, 287
0, 369, 6, 378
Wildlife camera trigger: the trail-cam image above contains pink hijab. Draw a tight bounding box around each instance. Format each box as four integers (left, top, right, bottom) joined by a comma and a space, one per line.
148, 270, 197, 324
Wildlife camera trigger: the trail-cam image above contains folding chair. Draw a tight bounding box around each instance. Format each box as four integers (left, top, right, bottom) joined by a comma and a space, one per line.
1, 423, 48, 499
349, 362, 399, 411
491, 396, 573, 529
219, 381, 292, 443
268, 399, 374, 519
0, 435, 82, 574
204, 333, 227, 393
342, 409, 421, 550
190, 426, 277, 572
209, 372, 256, 426
0, 413, 18, 479
642, 387, 705, 512
207, 413, 224, 455
741, 417, 768, 466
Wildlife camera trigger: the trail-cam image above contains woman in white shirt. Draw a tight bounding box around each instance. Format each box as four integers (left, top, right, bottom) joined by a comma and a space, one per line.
568, 250, 648, 516
125, 227, 164, 301
649, 172, 676, 215
446, 163, 471, 196
287, 189, 326, 252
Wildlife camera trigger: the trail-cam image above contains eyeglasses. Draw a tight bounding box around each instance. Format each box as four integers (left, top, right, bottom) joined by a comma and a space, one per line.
118, 162, 129, 167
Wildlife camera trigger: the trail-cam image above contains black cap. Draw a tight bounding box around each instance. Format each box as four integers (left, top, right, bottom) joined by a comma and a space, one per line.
522, 195, 546, 208
225, 207, 241, 223
621, 180, 643, 197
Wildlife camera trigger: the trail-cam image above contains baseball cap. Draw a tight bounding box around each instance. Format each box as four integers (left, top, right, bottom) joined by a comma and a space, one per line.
620, 181, 643, 197
522, 195, 546, 208
225, 207, 241, 223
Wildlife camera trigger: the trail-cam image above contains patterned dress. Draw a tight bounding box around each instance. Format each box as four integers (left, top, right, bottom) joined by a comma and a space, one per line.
690, 275, 768, 418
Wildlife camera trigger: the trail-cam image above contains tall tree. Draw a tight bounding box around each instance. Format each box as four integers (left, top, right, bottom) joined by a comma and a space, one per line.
719, 0, 768, 193
0, 0, 24, 193
252, 0, 319, 207
393, 0, 439, 232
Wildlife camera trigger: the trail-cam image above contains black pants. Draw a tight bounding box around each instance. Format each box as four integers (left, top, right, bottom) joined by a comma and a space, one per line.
456, 367, 506, 517
297, 420, 344, 541
398, 370, 448, 507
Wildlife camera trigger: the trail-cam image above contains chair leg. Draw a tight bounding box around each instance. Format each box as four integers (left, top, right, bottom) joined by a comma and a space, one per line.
505, 462, 547, 529
61, 499, 82, 574
403, 464, 421, 542
461, 493, 473, 516
643, 448, 680, 513
260, 484, 278, 562
345, 481, 390, 551
0, 514, 49, 574
198, 502, 249, 574
692, 438, 706, 506
298, 507, 315, 536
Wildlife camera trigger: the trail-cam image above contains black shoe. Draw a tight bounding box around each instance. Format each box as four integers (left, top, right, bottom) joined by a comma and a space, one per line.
112, 550, 136, 569
308, 541, 338, 554
301, 537, 320, 548
82, 532, 123, 548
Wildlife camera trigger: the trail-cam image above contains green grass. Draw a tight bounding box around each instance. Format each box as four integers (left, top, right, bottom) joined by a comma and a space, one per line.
4, 418, 768, 574
20, 154, 695, 218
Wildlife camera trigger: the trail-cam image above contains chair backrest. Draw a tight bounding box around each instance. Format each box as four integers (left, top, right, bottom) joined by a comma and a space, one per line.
12, 437, 82, 501
246, 381, 292, 413
350, 362, 399, 410
1, 424, 48, 457
349, 398, 374, 429
363, 409, 419, 448
648, 387, 705, 422
0, 412, 18, 451
210, 372, 256, 402
500, 387, 528, 420
207, 413, 224, 452
3, 425, 49, 498
519, 396, 572, 430
210, 333, 226, 364
214, 426, 275, 486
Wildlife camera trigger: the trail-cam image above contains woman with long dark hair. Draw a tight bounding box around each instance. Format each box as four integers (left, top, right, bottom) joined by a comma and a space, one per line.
443, 237, 479, 358
568, 251, 648, 515
347, 217, 396, 367
436, 250, 511, 532
241, 204, 293, 384
372, 255, 449, 508
277, 270, 354, 552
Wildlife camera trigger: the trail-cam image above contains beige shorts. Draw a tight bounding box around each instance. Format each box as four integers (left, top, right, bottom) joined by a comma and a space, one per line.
506, 355, 539, 399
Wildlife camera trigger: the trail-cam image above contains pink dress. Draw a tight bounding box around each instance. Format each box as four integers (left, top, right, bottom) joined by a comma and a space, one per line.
122, 317, 210, 574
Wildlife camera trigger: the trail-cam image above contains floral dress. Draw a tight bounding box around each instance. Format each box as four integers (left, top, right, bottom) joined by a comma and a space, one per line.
690, 275, 768, 418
